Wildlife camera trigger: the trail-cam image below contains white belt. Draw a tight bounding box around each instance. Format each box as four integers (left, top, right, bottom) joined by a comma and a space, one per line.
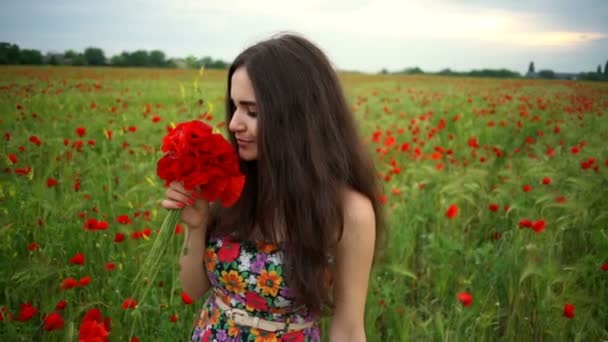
214, 295, 314, 333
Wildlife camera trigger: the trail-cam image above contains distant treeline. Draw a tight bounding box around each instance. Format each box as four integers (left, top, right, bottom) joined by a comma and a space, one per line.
0, 42, 228, 69
2, 42, 607, 82
381, 60, 608, 81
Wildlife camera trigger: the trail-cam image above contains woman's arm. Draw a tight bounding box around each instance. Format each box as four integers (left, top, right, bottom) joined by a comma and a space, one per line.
329, 190, 377, 342
179, 223, 211, 301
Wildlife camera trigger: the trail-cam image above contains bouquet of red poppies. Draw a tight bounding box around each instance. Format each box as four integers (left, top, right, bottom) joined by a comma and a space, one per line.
132, 120, 245, 302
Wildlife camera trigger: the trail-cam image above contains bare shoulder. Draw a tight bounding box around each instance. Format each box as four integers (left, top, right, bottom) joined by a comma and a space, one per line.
340, 187, 376, 243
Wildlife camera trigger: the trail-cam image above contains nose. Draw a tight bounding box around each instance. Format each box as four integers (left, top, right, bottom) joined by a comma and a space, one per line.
228, 111, 245, 133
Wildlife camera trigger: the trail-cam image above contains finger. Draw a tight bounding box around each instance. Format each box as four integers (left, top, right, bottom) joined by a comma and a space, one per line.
160, 199, 186, 209
169, 181, 190, 195
166, 188, 195, 205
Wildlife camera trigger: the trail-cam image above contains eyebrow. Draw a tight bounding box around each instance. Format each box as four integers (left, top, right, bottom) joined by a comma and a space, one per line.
231, 98, 257, 106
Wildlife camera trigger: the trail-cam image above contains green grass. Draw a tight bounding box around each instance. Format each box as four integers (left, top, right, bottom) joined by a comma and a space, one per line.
1, 66, 607, 341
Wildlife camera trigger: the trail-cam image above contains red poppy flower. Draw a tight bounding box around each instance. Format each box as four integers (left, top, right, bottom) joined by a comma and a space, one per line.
181, 291, 194, 305
27, 242, 40, 251
79, 308, 111, 341
522, 184, 532, 192
600, 263, 608, 271
43, 312, 65, 331
105, 262, 116, 271
563, 303, 575, 319
7, 153, 17, 164
542, 177, 551, 185
488, 203, 500, 212
218, 239, 240, 262
116, 215, 132, 224
114, 233, 126, 243
532, 220, 546, 233
60, 277, 78, 290
169, 314, 179, 323
79, 276, 91, 287
76, 127, 86, 137
122, 298, 138, 310
46, 178, 58, 188
29, 135, 42, 146
69, 252, 85, 265
17, 303, 38, 322
152, 115, 161, 123
445, 204, 459, 219
55, 300, 67, 310
457, 292, 473, 307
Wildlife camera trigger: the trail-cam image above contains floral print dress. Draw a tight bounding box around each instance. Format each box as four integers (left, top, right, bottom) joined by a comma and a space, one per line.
191, 232, 322, 342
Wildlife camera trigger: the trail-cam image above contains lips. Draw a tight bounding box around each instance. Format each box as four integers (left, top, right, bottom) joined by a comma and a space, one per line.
236, 138, 253, 143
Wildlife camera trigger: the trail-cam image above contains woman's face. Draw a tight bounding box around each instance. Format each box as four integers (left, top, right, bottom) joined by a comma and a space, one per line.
229, 66, 259, 161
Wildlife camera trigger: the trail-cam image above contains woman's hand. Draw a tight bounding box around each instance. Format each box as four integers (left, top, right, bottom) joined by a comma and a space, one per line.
161, 181, 210, 229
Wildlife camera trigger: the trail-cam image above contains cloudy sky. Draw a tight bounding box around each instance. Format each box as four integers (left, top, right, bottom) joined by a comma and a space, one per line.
1, 0, 607, 74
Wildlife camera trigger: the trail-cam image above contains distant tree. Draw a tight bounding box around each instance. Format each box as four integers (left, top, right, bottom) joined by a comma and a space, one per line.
20, 49, 43, 64
528, 61, 535, 74
605, 60, 608, 76
537, 70, 555, 79
72, 53, 86, 66
149, 50, 166, 67
185, 55, 199, 69
0, 42, 21, 64
597, 64, 602, 74
401, 66, 424, 75
84, 47, 106, 66
379, 68, 388, 75
129, 50, 149, 66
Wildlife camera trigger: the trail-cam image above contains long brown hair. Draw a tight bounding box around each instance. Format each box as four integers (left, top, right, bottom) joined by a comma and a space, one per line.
208, 33, 384, 315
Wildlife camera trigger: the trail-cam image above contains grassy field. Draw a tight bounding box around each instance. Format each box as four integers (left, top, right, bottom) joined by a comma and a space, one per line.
1, 66, 607, 341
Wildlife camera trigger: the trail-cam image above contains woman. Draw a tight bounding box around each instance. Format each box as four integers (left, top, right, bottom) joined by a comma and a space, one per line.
162, 33, 384, 342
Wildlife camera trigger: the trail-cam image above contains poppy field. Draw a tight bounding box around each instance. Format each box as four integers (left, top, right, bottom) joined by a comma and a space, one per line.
1, 66, 607, 341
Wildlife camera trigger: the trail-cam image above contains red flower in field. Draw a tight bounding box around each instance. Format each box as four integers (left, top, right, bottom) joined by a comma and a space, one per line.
15, 166, 32, 176
570, 146, 580, 154
518, 219, 533, 228
43, 312, 65, 331
152, 115, 161, 123
79, 308, 111, 341
218, 238, 240, 262
131, 337, 140, 342
69, 252, 85, 265
546, 147, 554, 157
245, 291, 268, 311
169, 314, 179, 323
488, 203, 500, 212
601, 263, 608, 271
17, 303, 38, 322
445, 204, 459, 219
157, 120, 245, 207
76, 127, 86, 137
46, 178, 58, 188
74, 179, 81, 192
27, 242, 40, 251
531, 220, 546, 233
467, 137, 480, 148
29, 135, 42, 146
181, 291, 194, 305
457, 292, 473, 307
522, 184, 532, 192
105, 262, 115, 271
55, 300, 67, 310
542, 177, 551, 185
79, 276, 91, 287
563, 303, 575, 319
114, 233, 126, 243
60, 277, 78, 290
128, 125, 137, 132
122, 298, 138, 310
4, 132, 11, 141
7, 153, 17, 164
175, 223, 183, 234
105, 129, 113, 140
116, 215, 132, 224
96, 220, 108, 230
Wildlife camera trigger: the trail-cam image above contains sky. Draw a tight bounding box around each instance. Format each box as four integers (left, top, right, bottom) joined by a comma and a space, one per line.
1, 0, 607, 74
